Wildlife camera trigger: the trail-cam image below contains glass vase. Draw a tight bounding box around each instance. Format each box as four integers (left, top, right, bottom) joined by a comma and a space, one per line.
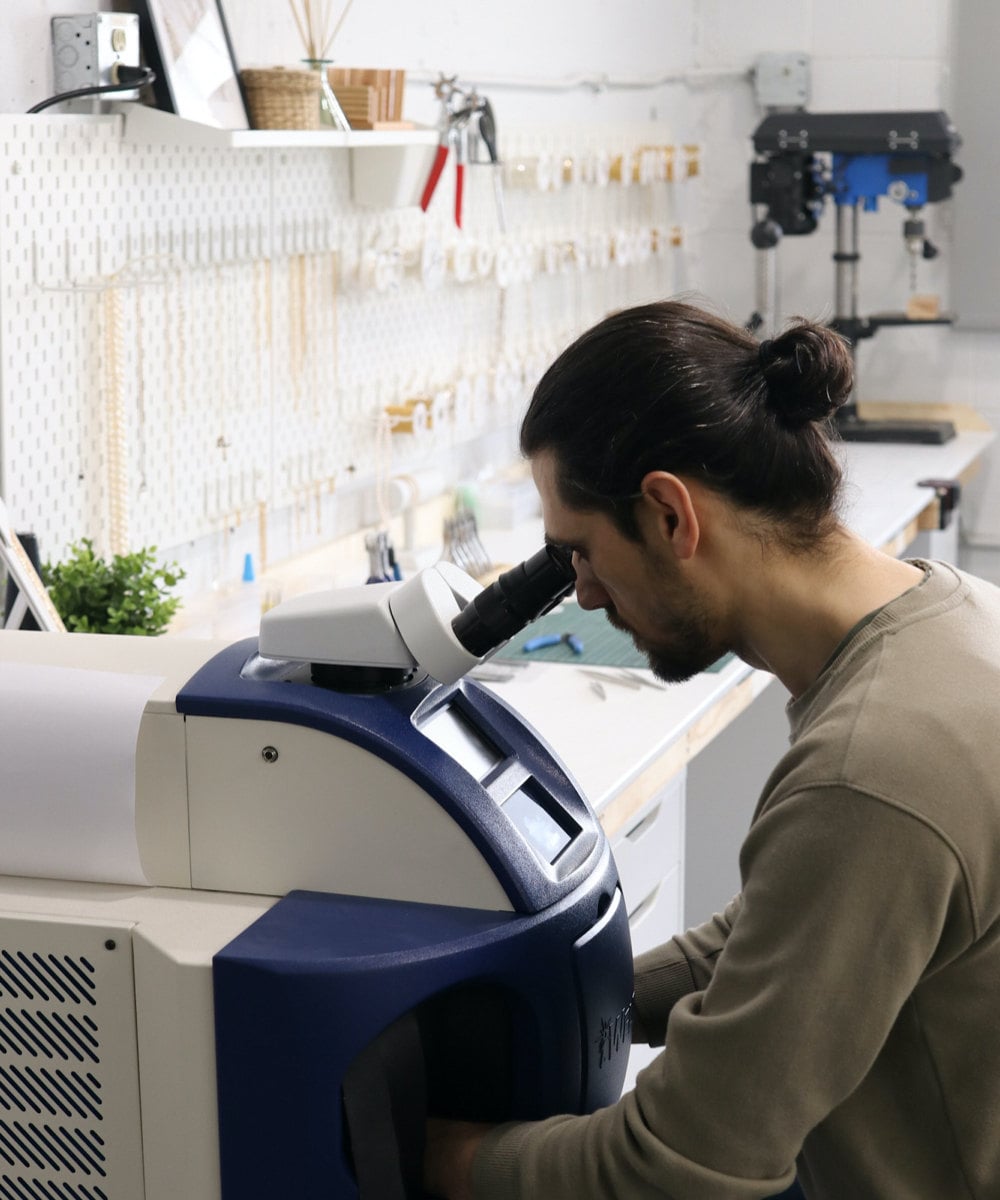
302, 59, 350, 131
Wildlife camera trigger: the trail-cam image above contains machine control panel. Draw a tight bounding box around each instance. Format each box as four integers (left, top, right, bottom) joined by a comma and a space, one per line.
419, 698, 580, 866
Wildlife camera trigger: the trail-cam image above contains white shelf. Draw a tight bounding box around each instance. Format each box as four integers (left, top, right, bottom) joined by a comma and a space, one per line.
111, 103, 439, 207
117, 102, 438, 151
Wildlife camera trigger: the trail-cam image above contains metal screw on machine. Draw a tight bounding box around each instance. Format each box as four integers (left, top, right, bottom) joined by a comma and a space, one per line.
261, 745, 279, 763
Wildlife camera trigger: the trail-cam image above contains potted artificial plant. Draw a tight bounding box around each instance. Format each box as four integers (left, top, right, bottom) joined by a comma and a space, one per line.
43, 539, 185, 635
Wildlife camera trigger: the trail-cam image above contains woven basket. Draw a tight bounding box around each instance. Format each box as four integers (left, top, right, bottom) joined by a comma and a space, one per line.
240, 67, 321, 130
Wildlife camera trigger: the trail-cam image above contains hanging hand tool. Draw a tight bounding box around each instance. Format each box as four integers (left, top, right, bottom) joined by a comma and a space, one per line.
420, 88, 455, 216
420, 77, 507, 232
420, 76, 470, 227
424, 77, 511, 230
451, 107, 470, 228
476, 96, 507, 233
421, 103, 475, 228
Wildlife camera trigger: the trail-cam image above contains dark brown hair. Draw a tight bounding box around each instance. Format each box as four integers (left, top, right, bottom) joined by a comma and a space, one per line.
520, 299, 853, 547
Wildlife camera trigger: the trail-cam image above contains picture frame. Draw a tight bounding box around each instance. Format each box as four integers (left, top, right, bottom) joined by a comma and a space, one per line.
0, 499, 65, 632
132, 0, 249, 130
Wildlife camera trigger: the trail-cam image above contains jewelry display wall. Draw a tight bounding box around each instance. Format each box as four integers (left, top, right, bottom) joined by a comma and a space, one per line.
0, 113, 699, 584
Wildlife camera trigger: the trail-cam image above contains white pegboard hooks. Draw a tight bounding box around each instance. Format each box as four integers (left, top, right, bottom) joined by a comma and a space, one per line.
30, 232, 182, 293
175, 218, 270, 269
30, 219, 271, 293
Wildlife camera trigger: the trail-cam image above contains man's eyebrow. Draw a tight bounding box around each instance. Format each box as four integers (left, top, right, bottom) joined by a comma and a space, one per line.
545, 533, 582, 554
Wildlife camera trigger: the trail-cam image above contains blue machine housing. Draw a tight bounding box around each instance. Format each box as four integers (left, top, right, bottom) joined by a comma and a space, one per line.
749, 110, 962, 238
830, 152, 931, 211
178, 639, 608, 912
176, 640, 634, 1199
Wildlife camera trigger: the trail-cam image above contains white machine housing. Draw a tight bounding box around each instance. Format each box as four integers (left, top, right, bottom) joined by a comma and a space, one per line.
0, 548, 609, 1199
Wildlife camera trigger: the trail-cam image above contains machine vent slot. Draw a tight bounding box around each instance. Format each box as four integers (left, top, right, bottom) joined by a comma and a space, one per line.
0, 1174, 108, 1199
0, 931, 121, 1200
0, 954, 97, 1008
0, 1121, 107, 1177
0, 1010, 100, 1065
0, 1067, 102, 1122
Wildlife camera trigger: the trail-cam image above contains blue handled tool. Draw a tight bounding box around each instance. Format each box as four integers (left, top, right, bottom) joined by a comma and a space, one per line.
523, 634, 560, 652
523, 632, 584, 655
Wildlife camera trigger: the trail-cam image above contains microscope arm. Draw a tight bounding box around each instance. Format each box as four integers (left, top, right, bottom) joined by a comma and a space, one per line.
259, 545, 576, 687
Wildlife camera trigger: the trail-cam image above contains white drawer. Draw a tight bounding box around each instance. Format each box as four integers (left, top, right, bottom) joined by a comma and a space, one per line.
627, 863, 682, 957
611, 771, 684, 917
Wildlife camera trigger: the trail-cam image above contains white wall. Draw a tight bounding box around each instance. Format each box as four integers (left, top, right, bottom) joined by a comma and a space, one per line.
3, 0, 699, 127
5, 0, 997, 541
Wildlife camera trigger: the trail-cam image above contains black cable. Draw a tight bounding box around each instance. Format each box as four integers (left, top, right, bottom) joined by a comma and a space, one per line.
28, 66, 156, 114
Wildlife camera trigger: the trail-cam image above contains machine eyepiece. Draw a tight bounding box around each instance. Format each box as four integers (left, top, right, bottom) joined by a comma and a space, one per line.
450, 544, 576, 658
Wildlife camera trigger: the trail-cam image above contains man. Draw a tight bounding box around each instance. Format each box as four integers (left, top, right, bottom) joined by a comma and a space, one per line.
424, 300, 1000, 1199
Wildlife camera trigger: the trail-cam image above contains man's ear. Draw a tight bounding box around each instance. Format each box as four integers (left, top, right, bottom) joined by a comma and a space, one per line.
638, 472, 700, 560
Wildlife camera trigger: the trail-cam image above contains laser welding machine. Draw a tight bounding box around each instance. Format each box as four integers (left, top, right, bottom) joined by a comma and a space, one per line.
0, 546, 634, 1199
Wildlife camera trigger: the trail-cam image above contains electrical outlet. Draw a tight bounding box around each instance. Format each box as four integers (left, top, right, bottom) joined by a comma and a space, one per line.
753, 53, 811, 111
51, 13, 141, 99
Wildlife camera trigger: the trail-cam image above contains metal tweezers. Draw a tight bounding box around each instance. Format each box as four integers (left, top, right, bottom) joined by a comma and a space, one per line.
578, 667, 669, 692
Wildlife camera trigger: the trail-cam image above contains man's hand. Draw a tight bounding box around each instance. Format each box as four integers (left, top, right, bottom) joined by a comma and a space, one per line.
423, 1118, 493, 1200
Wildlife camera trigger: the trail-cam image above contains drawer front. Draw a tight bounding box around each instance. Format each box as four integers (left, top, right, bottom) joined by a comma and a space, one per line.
627, 863, 682, 957
611, 770, 684, 918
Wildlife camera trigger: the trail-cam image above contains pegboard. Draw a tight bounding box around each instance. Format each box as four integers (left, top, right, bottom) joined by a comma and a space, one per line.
0, 111, 699, 583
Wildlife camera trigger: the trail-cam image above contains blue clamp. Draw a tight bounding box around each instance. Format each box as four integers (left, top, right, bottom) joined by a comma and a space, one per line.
523, 632, 584, 655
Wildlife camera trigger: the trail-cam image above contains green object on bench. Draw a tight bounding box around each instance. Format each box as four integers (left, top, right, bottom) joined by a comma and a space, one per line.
495, 601, 733, 673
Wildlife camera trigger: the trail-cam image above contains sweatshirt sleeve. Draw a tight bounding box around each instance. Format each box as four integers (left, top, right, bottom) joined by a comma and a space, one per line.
632, 894, 742, 1046
471, 787, 973, 1200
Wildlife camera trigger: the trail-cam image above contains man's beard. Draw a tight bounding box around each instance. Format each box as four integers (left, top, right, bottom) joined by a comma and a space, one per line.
604, 595, 723, 684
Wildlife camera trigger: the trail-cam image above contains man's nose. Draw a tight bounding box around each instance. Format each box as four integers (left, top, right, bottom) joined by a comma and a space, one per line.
572, 554, 611, 610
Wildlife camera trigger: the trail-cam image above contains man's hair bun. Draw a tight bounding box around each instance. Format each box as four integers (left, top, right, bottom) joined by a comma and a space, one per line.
758, 322, 854, 429
520, 298, 848, 551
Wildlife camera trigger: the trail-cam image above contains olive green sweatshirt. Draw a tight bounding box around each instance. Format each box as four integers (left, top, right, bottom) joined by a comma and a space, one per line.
473, 561, 1000, 1199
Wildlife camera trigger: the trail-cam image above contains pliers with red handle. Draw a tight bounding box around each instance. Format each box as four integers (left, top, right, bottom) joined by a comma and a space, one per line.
421, 76, 482, 228
420, 103, 473, 228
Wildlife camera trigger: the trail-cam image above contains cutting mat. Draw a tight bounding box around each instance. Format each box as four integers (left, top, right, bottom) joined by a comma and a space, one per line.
496, 601, 733, 673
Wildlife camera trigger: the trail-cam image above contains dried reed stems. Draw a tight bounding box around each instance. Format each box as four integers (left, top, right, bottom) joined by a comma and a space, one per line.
288, 0, 357, 61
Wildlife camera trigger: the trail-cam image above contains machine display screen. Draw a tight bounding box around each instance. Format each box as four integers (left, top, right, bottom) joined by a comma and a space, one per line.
502, 787, 573, 863
421, 705, 504, 780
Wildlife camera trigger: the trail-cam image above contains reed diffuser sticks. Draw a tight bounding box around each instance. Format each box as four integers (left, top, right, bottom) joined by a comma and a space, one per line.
288, 0, 357, 61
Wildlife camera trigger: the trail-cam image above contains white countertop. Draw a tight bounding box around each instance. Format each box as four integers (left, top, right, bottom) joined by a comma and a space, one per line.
839, 430, 993, 548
